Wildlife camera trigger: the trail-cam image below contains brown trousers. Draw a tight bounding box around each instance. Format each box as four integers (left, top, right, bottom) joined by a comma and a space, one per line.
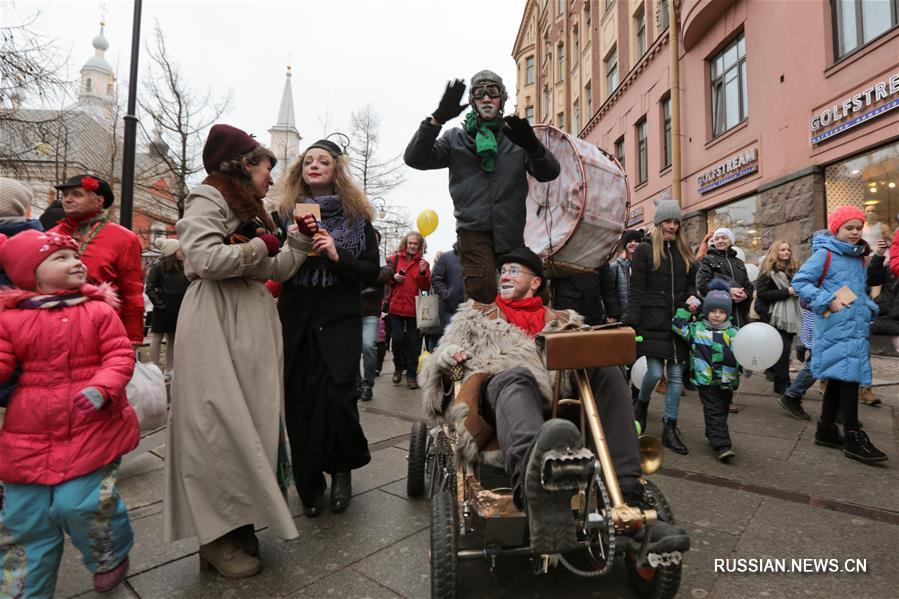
456, 230, 497, 304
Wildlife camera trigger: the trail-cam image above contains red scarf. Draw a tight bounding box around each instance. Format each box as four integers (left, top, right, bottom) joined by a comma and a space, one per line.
495, 295, 546, 337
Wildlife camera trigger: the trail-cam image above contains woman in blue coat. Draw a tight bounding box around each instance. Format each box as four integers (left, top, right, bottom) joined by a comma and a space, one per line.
792, 206, 886, 464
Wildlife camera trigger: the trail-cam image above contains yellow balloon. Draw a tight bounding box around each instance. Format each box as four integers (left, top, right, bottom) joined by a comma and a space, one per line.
416, 209, 439, 237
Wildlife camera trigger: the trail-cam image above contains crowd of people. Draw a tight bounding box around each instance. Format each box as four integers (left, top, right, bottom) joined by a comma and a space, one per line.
0, 64, 897, 596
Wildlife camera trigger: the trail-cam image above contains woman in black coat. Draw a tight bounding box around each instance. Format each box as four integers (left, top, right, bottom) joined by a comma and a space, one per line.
622, 201, 698, 454
275, 140, 380, 517
696, 228, 754, 327
146, 239, 189, 377
754, 240, 801, 394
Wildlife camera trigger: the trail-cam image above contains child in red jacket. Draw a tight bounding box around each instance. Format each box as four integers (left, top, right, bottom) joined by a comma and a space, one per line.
0, 229, 139, 596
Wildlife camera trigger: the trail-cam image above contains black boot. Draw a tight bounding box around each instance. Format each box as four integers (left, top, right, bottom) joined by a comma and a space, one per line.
330, 472, 352, 513
814, 421, 843, 449
842, 429, 888, 463
779, 394, 810, 420
633, 401, 649, 435
301, 488, 325, 518
661, 420, 688, 455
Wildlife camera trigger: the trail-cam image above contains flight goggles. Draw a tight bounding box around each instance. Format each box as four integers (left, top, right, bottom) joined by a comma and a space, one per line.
471, 84, 503, 99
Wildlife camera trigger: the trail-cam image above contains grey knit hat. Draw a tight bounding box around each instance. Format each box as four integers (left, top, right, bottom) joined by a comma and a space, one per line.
702, 279, 733, 319
0, 178, 33, 217
653, 200, 682, 226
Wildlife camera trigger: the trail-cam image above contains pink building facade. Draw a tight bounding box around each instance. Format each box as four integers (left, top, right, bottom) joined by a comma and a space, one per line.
553, 0, 898, 263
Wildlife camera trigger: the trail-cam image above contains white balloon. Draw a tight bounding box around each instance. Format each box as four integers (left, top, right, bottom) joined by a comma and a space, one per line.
745, 263, 760, 282
733, 246, 746, 261
733, 322, 782, 371
630, 356, 648, 389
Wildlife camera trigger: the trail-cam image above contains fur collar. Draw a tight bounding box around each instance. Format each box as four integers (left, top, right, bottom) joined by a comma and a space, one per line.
201, 172, 275, 231
0, 282, 120, 310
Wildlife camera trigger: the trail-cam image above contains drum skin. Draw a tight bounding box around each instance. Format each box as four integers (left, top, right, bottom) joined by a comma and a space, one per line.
524, 125, 629, 275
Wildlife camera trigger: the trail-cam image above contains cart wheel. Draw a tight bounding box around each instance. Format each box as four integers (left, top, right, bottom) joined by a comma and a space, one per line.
407, 420, 428, 497
430, 490, 458, 599
625, 480, 682, 599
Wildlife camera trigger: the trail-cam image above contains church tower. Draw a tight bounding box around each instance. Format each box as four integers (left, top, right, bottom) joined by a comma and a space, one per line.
268, 65, 302, 183
77, 21, 116, 120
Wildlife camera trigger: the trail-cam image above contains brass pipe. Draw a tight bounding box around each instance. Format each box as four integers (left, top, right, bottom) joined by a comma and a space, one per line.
574, 369, 624, 507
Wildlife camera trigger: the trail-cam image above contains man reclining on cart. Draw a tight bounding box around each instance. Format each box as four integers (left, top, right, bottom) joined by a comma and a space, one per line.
420, 247, 690, 556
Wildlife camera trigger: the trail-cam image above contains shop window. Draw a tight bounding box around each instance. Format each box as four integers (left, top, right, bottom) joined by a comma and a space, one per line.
615, 136, 625, 168
526, 55, 535, 84
636, 117, 648, 184
706, 195, 765, 266
825, 142, 899, 238
831, 0, 898, 60
635, 4, 646, 57
710, 33, 748, 137
606, 47, 618, 96
661, 94, 672, 168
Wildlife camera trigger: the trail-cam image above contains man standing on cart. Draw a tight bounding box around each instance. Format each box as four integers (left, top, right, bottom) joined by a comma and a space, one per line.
421, 247, 690, 556
404, 71, 560, 303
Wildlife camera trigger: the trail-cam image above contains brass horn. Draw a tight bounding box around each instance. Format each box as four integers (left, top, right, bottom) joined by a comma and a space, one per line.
639, 435, 664, 474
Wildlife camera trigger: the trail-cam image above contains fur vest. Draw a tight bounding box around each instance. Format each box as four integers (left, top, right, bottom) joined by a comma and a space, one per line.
419, 299, 583, 467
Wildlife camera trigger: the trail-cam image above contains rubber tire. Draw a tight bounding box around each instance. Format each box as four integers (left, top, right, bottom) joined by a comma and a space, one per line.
430, 490, 458, 599
407, 420, 428, 497
625, 480, 683, 599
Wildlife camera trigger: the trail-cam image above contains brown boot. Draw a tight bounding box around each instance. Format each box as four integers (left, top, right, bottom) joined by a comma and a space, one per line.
859, 387, 882, 406
199, 532, 262, 578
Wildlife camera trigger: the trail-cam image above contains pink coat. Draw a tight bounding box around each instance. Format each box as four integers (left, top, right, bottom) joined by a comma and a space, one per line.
0, 284, 139, 485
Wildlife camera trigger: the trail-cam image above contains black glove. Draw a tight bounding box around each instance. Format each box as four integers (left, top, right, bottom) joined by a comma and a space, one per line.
503, 115, 542, 155
432, 79, 467, 124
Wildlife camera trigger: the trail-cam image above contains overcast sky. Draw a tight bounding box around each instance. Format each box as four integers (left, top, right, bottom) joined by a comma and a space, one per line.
7, 0, 527, 259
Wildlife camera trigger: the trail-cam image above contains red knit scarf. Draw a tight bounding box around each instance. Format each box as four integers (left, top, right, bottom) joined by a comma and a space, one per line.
495, 295, 546, 337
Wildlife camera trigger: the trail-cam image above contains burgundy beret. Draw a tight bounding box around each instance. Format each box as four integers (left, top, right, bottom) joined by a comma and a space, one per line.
202, 124, 259, 174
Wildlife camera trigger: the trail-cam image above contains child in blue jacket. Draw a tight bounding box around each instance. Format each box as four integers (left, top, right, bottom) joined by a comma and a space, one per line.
672, 280, 740, 461
792, 206, 887, 464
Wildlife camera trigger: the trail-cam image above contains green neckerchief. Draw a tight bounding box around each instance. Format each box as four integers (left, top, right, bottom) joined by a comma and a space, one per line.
463, 111, 504, 172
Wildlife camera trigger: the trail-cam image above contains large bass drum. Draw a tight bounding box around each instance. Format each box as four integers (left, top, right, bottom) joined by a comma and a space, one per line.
523, 125, 630, 276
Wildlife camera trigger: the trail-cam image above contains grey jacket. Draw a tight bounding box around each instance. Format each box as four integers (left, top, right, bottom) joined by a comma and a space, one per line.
404, 119, 560, 254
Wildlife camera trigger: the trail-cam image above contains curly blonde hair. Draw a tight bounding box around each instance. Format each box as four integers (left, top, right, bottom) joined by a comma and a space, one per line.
275, 149, 373, 223
396, 231, 426, 255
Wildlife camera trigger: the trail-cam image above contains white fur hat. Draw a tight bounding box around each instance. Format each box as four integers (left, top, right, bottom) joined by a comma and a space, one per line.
712, 227, 736, 246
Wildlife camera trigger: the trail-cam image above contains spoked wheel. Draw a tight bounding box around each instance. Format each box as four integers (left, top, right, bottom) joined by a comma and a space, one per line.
407, 420, 428, 497
430, 490, 458, 599
560, 470, 616, 577
427, 429, 456, 498
624, 480, 682, 599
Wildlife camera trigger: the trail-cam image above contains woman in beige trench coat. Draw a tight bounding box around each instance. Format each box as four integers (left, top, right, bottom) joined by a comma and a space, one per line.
163, 124, 316, 579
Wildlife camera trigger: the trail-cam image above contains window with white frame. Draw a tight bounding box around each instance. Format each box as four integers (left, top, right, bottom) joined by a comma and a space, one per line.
526, 55, 535, 84
635, 4, 646, 57
710, 33, 748, 137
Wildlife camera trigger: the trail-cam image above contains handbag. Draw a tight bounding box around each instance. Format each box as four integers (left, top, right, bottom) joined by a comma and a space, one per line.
125, 362, 168, 433
415, 291, 441, 330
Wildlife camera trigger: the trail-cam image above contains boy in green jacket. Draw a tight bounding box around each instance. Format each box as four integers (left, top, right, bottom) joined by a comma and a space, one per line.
672, 279, 740, 461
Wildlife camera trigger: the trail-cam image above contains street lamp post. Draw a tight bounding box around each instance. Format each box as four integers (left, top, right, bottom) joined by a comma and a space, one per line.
119, 0, 143, 230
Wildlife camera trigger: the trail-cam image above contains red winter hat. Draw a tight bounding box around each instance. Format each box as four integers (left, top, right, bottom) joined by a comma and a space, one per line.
0, 229, 80, 291
828, 205, 865, 235
202, 124, 259, 174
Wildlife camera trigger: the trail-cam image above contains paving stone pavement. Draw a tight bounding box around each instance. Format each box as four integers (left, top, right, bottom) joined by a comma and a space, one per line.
56, 354, 899, 599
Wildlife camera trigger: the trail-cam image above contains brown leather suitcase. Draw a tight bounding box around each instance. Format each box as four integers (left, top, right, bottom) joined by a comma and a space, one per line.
536, 324, 637, 370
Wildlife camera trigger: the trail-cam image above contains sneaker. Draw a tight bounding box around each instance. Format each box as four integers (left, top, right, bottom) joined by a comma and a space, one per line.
523, 419, 582, 554
94, 557, 129, 592
717, 447, 736, 461
859, 387, 882, 406
391, 371, 402, 385
814, 422, 843, 449
360, 387, 373, 401
842, 429, 888, 463
779, 394, 811, 420
406, 376, 419, 390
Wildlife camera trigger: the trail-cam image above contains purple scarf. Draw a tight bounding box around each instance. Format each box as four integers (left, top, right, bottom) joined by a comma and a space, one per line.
293, 195, 366, 287
18, 291, 88, 310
